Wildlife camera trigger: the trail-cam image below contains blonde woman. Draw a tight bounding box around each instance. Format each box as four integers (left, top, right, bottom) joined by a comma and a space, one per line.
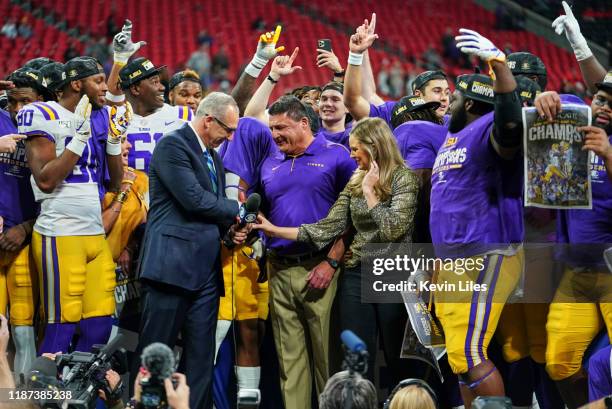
256, 117, 419, 383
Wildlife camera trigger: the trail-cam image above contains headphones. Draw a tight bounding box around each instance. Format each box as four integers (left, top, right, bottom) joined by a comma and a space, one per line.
383, 378, 439, 409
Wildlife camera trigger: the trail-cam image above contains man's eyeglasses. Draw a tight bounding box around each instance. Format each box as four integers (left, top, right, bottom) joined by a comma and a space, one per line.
594, 95, 612, 110
207, 114, 236, 134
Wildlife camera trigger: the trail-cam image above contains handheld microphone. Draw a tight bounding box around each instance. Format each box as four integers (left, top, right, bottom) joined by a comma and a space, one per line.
238, 193, 261, 228
341, 330, 366, 353
141, 342, 175, 379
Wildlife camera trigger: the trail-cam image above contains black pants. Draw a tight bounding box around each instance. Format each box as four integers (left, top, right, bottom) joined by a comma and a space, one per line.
338, 265, 412, 387
134, 277, 219, 409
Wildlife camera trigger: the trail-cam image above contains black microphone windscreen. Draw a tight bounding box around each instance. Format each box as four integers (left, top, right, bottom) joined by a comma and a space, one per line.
141, 342, 175, 379
29, 356, 57, 377
245, 193, 261, 212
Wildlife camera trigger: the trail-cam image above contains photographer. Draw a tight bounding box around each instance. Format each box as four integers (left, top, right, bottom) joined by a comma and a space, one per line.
128, 368, 190, 409
39, 352, 125, 409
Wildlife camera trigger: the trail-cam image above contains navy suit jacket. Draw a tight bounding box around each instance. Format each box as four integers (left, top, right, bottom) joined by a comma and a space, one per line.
138, 123, 239, 291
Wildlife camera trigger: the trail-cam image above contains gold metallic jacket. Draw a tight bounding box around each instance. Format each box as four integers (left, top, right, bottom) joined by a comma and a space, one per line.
298, 166, 419, 268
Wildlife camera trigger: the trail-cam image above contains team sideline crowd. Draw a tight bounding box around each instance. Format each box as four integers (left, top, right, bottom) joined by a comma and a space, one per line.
0, 2, 611, 409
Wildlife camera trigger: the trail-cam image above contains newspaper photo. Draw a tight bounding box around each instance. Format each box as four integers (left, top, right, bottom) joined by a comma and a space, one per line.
523, 104, 592, 209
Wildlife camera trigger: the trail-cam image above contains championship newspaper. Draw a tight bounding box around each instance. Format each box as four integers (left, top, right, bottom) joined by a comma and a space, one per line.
523, 104, 592, 209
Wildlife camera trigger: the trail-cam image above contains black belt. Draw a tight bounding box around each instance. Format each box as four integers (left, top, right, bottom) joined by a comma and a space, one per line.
267, 249, 326, 265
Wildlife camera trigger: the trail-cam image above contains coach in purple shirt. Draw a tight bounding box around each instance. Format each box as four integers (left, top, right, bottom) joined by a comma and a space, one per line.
259, 96, 355, 409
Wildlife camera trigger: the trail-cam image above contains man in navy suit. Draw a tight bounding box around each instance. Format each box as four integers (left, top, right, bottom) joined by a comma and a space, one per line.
136, 92, 246, 409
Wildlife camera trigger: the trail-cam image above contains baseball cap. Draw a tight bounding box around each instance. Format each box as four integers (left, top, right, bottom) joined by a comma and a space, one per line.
515, 76, 541, 106
391, 95, 441, 122
119, 57, 166, 89
455, 74, 494, 105
23, 57, 52, 71
506, 52, 547, 89
63, 56, 104, 83
595, 70, 612, 93
7, 67, 46, 94
40, 62, 66, 92
412, 70, 448, 92
168, 70, 201, 90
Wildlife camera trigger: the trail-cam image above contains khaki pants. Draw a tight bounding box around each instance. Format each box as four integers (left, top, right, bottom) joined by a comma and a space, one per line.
268, 256, 339, 409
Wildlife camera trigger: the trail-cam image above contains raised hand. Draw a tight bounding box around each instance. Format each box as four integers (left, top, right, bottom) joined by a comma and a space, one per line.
113, 19, 147, 65
349, 14, 379, 54
270, 47, 302, 78
551, 1, 591, 61
455, 28, 505, 62
316, 49, 342, 74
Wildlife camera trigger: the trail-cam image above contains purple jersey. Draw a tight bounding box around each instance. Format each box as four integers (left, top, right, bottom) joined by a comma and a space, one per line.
369, 101, 397, 126
316, 123, 353, 148
260, 136, 356, 255
430, 112, 523, 257
0, 110, 37, 229
394, 120, 447, 169
219, 117, 276, 191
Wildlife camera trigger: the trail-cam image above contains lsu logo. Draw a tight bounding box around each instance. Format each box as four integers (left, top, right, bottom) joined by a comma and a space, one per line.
443, 137, 458, 148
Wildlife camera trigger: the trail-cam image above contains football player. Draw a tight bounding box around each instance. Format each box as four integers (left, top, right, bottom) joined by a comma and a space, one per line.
1, 68, 44, 377
19, 57, 124, 353
537, 73, 612, 408
168, 70, 203, 113
429, 29, 523, 408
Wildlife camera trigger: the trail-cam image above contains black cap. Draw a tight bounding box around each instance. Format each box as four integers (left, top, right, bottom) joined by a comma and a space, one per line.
119, 57, 166, 89
7, 67, 46, 94
392, 95, 441, 121
40, 62, 66, 92
63, 56, 104, 83
507, 52, 547, 89
595, 70, 612, 93
412, 70, 447, 92
515, 76, 541, 106
455, 74, 494, 105
23, 57, 52, 71
169, 70, 201, 90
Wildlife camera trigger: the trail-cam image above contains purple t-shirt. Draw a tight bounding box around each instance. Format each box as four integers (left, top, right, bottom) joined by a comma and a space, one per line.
430, 111, 524, 257
0, 110, 37, 229
316, 122, 353, 148
394, 120, 447, 169
369, 101, 397, 127
219, 117, 276, 191
260, 136, 356, 255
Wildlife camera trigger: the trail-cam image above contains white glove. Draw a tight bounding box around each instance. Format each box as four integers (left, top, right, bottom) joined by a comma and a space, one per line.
66, 95, 92, 156
113, 20, 147, 65
551, 1, 592, 61
455, 28, 505, 62
245, 25, 285, 78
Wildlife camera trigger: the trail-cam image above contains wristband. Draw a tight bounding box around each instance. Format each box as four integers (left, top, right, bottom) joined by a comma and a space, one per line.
348, 52, 364, 66
244, 55, 268, 78
105, 91, 125, 103
106, 140, 122, 156
333, 70, 345, 77
66, 138, 87, 156
267, 75, 278, 84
